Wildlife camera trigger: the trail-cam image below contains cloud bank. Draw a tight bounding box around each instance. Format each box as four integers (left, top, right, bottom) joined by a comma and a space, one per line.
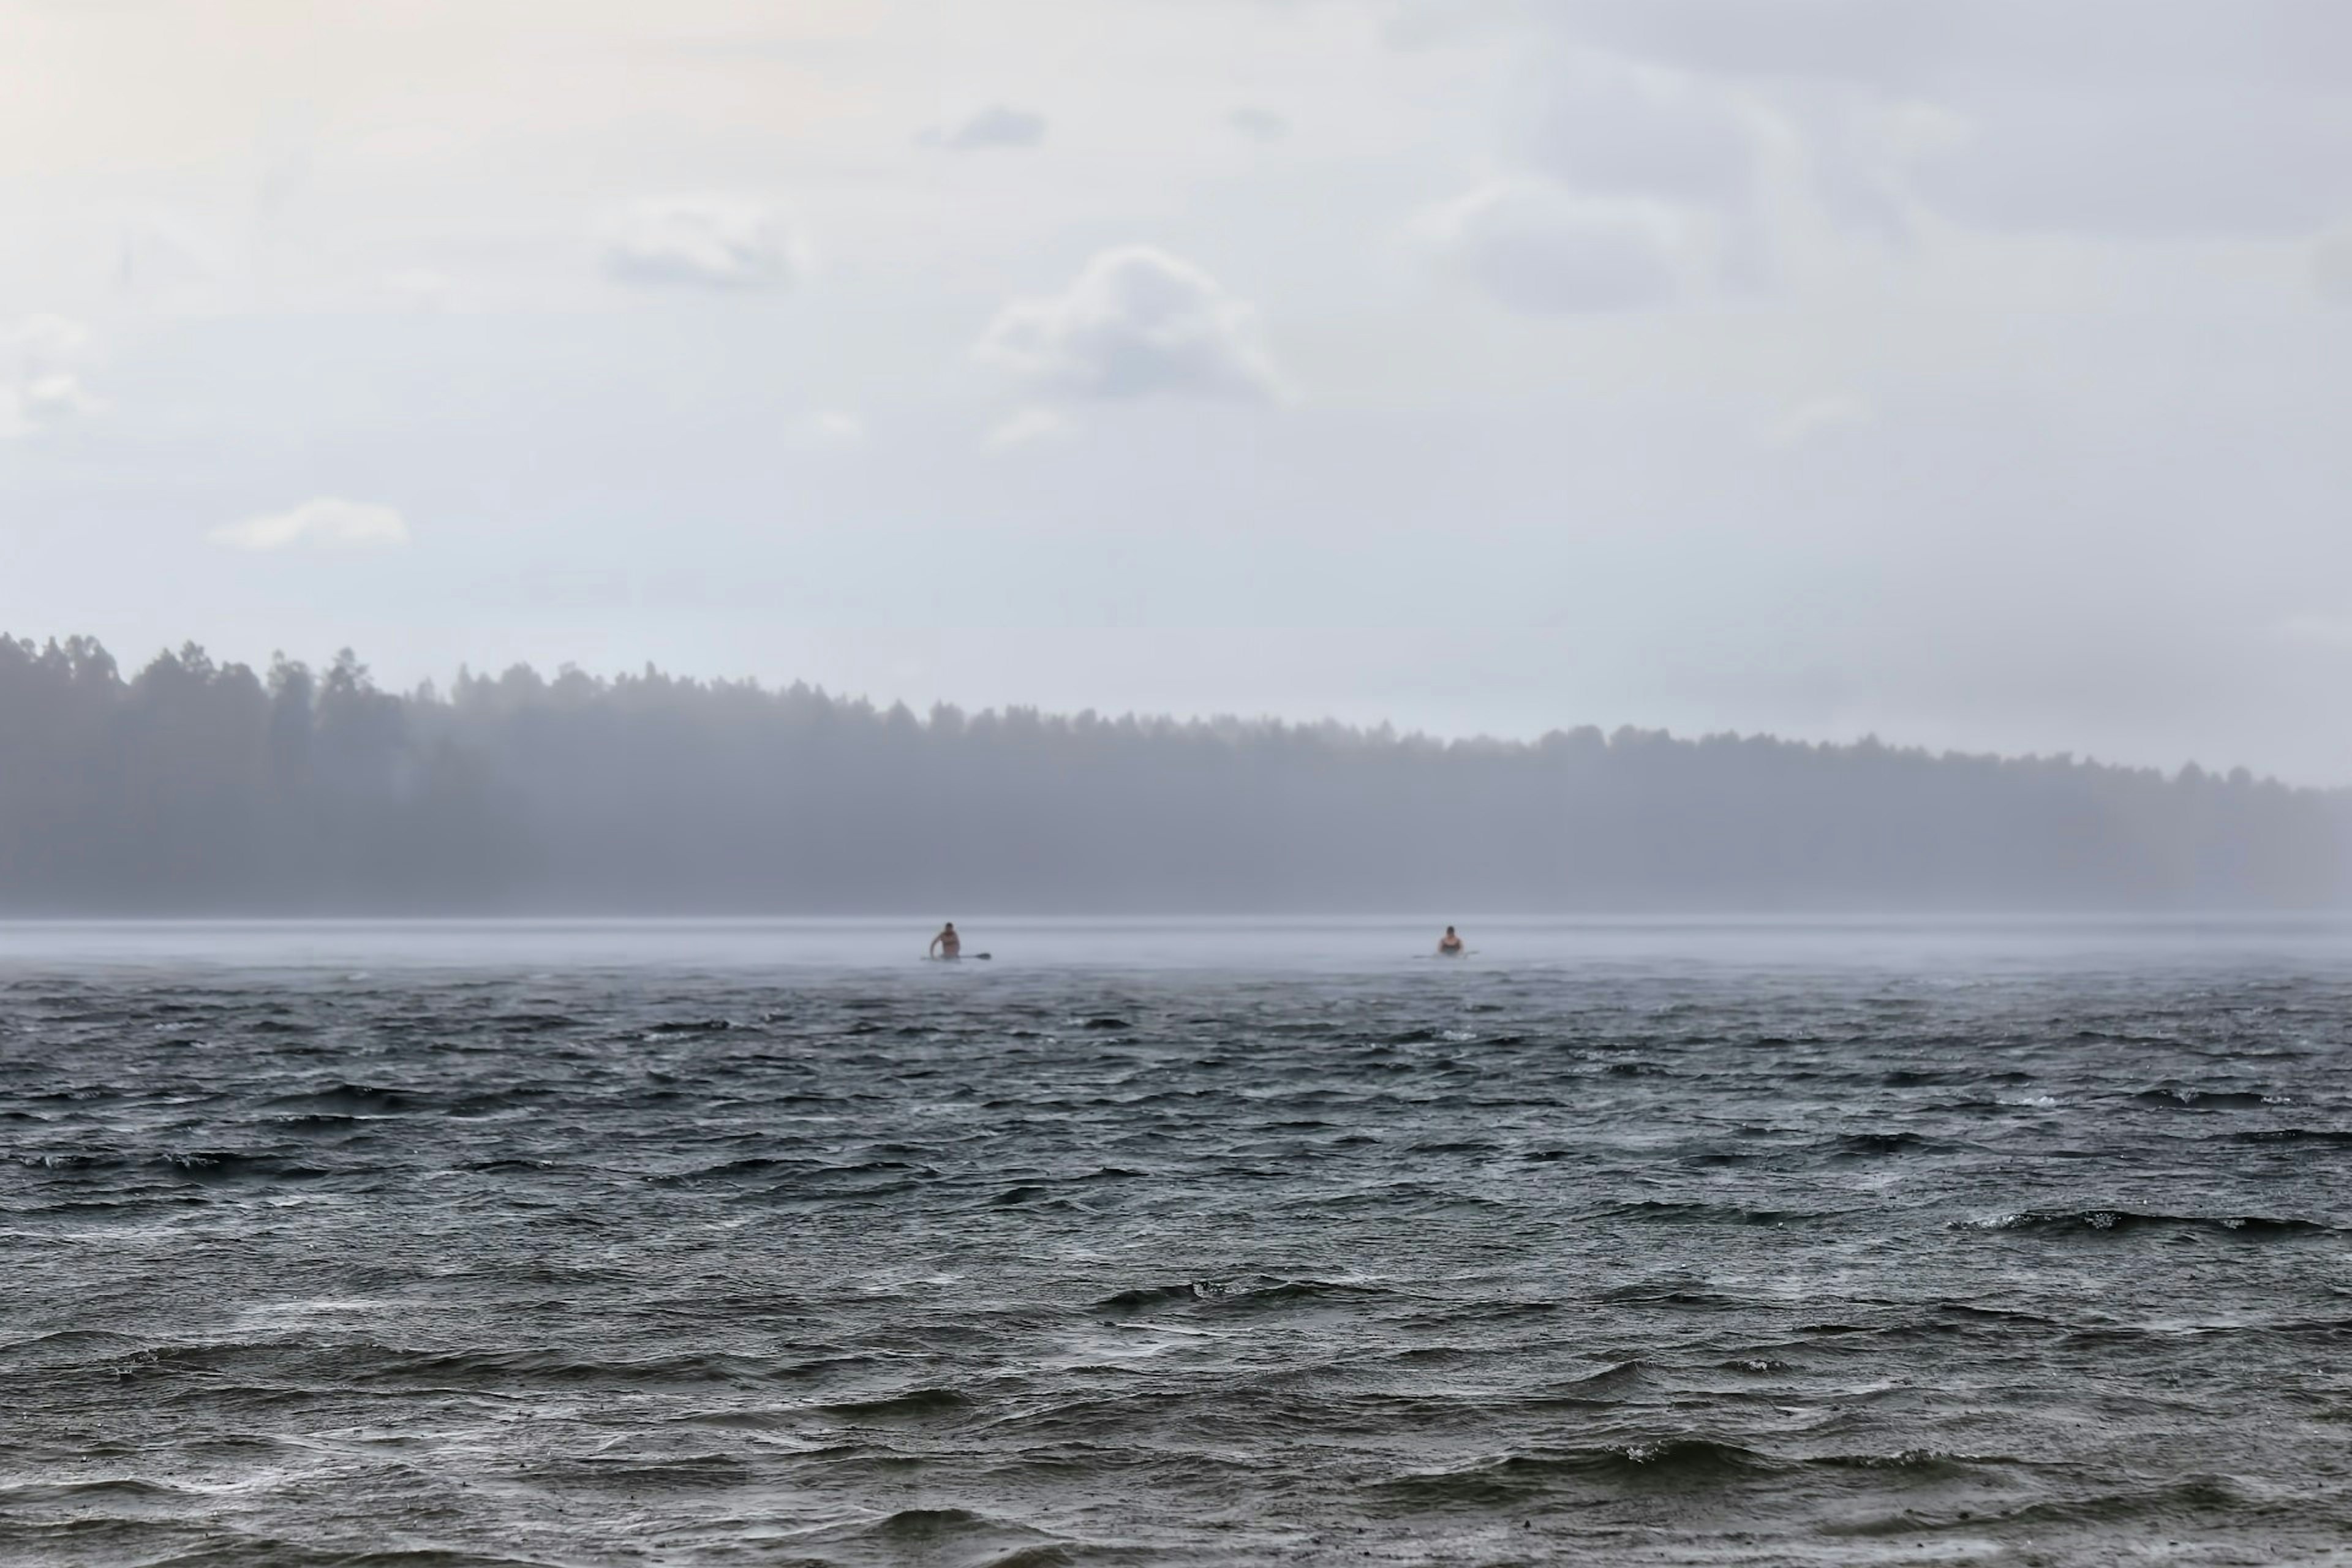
211, 498, 412, 552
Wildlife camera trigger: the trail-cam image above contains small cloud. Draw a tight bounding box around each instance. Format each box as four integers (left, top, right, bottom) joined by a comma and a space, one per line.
1417, 182, 1685, 314
1228, 106, 1291, 143
984, 406, 1077, 451
2, 374, 103, 431
210, 497, 410, 552
2315, 225, 2352, 305
793, 410, 867, 447
6, 314, 91, 366
1763, 393, 1874, 451
602, 196, 802, 290
1, 315, 102, 440
927, 105, 1048, 151
976, 246, 1286, 402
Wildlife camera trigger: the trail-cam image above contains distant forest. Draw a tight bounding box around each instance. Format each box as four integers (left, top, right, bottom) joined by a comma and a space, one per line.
1, 634, 2345, 914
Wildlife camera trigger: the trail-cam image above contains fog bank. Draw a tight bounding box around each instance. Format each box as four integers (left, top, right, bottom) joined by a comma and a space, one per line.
3, 635, 2343, 915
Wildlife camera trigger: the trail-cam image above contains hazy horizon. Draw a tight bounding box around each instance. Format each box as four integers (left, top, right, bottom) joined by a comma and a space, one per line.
5, 630, 2342, 917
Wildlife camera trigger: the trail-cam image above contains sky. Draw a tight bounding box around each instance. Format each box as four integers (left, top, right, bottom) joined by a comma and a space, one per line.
2, 0, 2350, 783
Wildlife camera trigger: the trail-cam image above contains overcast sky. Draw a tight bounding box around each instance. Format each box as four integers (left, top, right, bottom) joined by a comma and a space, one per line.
3, 0, 2349, 781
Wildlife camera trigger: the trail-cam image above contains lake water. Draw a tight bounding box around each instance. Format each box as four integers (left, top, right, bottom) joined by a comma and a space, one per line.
4, 918, 2351, 1565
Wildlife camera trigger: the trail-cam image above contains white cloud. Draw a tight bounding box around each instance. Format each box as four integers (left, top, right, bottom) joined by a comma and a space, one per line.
984, 406, 1077, 451
1418, 183, 1686, 313
1229, 106, 1292, 143
932, 105, 1048, 151
976, 246, 1286, 402
1, 316, 103, 440
601, 196, 801, 290
7, 315, 91, 364
1904, 92, 2352, 239
793, 410, 867, 447
2316, 225, 2352, 305
1763, 393, 1874, 450
210, 497, 411, 552
1501, 1, 2352, 240
0, 375, 104, 436
1521, 0, 2352, 96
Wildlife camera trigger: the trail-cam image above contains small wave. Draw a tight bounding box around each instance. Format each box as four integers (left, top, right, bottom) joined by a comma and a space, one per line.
0, 1477, 192, 1508
817, 1506, 1071, 1566
1378, 1438, 1771, 1504
0, 1327, 148, 1366
2132, 1085, 2278, 1110
16, 1150, 333, 1185
646, 1018, 735, 1035
2229, 1127, 2352, 1147
1823, 1473, 2246, 1537
259, 1084, 417, 1116
1558, 1359, 1651, 1393
494, 1011, 588, 1032
863, 1506, 993, 1539
1596, 1284, 1743, 1309
1806, 1447, 2008, 1478
1095, 1275, 1392, 1316
1600, 1200, 1819, 1227
648, 1156, 821, 1185
1829, 1131, 1948, 1159
992, 1184, 1055, 1205
372, 1346, 776, 1387
1962, 1208, 2330, 1238
816, 1387, 974, 1420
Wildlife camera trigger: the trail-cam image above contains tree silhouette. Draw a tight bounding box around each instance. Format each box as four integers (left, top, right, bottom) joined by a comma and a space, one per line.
0, 633, 2342, 914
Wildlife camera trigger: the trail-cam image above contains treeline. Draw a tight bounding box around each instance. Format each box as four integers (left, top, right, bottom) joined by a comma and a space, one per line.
1, 633, 2345, 913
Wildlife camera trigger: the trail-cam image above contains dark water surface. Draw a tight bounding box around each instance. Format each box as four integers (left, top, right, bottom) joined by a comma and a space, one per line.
6, 920, 2352, 1566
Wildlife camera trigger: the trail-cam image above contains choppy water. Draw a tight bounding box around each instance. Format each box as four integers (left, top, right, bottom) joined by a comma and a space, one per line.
6, 920, 2352, 1566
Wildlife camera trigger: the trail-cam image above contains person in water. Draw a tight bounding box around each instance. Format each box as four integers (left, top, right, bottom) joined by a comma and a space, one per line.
929, 922, 961, 960
1438, 925, 1464, 956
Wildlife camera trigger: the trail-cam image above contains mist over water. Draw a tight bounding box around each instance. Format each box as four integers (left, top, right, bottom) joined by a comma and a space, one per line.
7, 919, 2351, 1564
